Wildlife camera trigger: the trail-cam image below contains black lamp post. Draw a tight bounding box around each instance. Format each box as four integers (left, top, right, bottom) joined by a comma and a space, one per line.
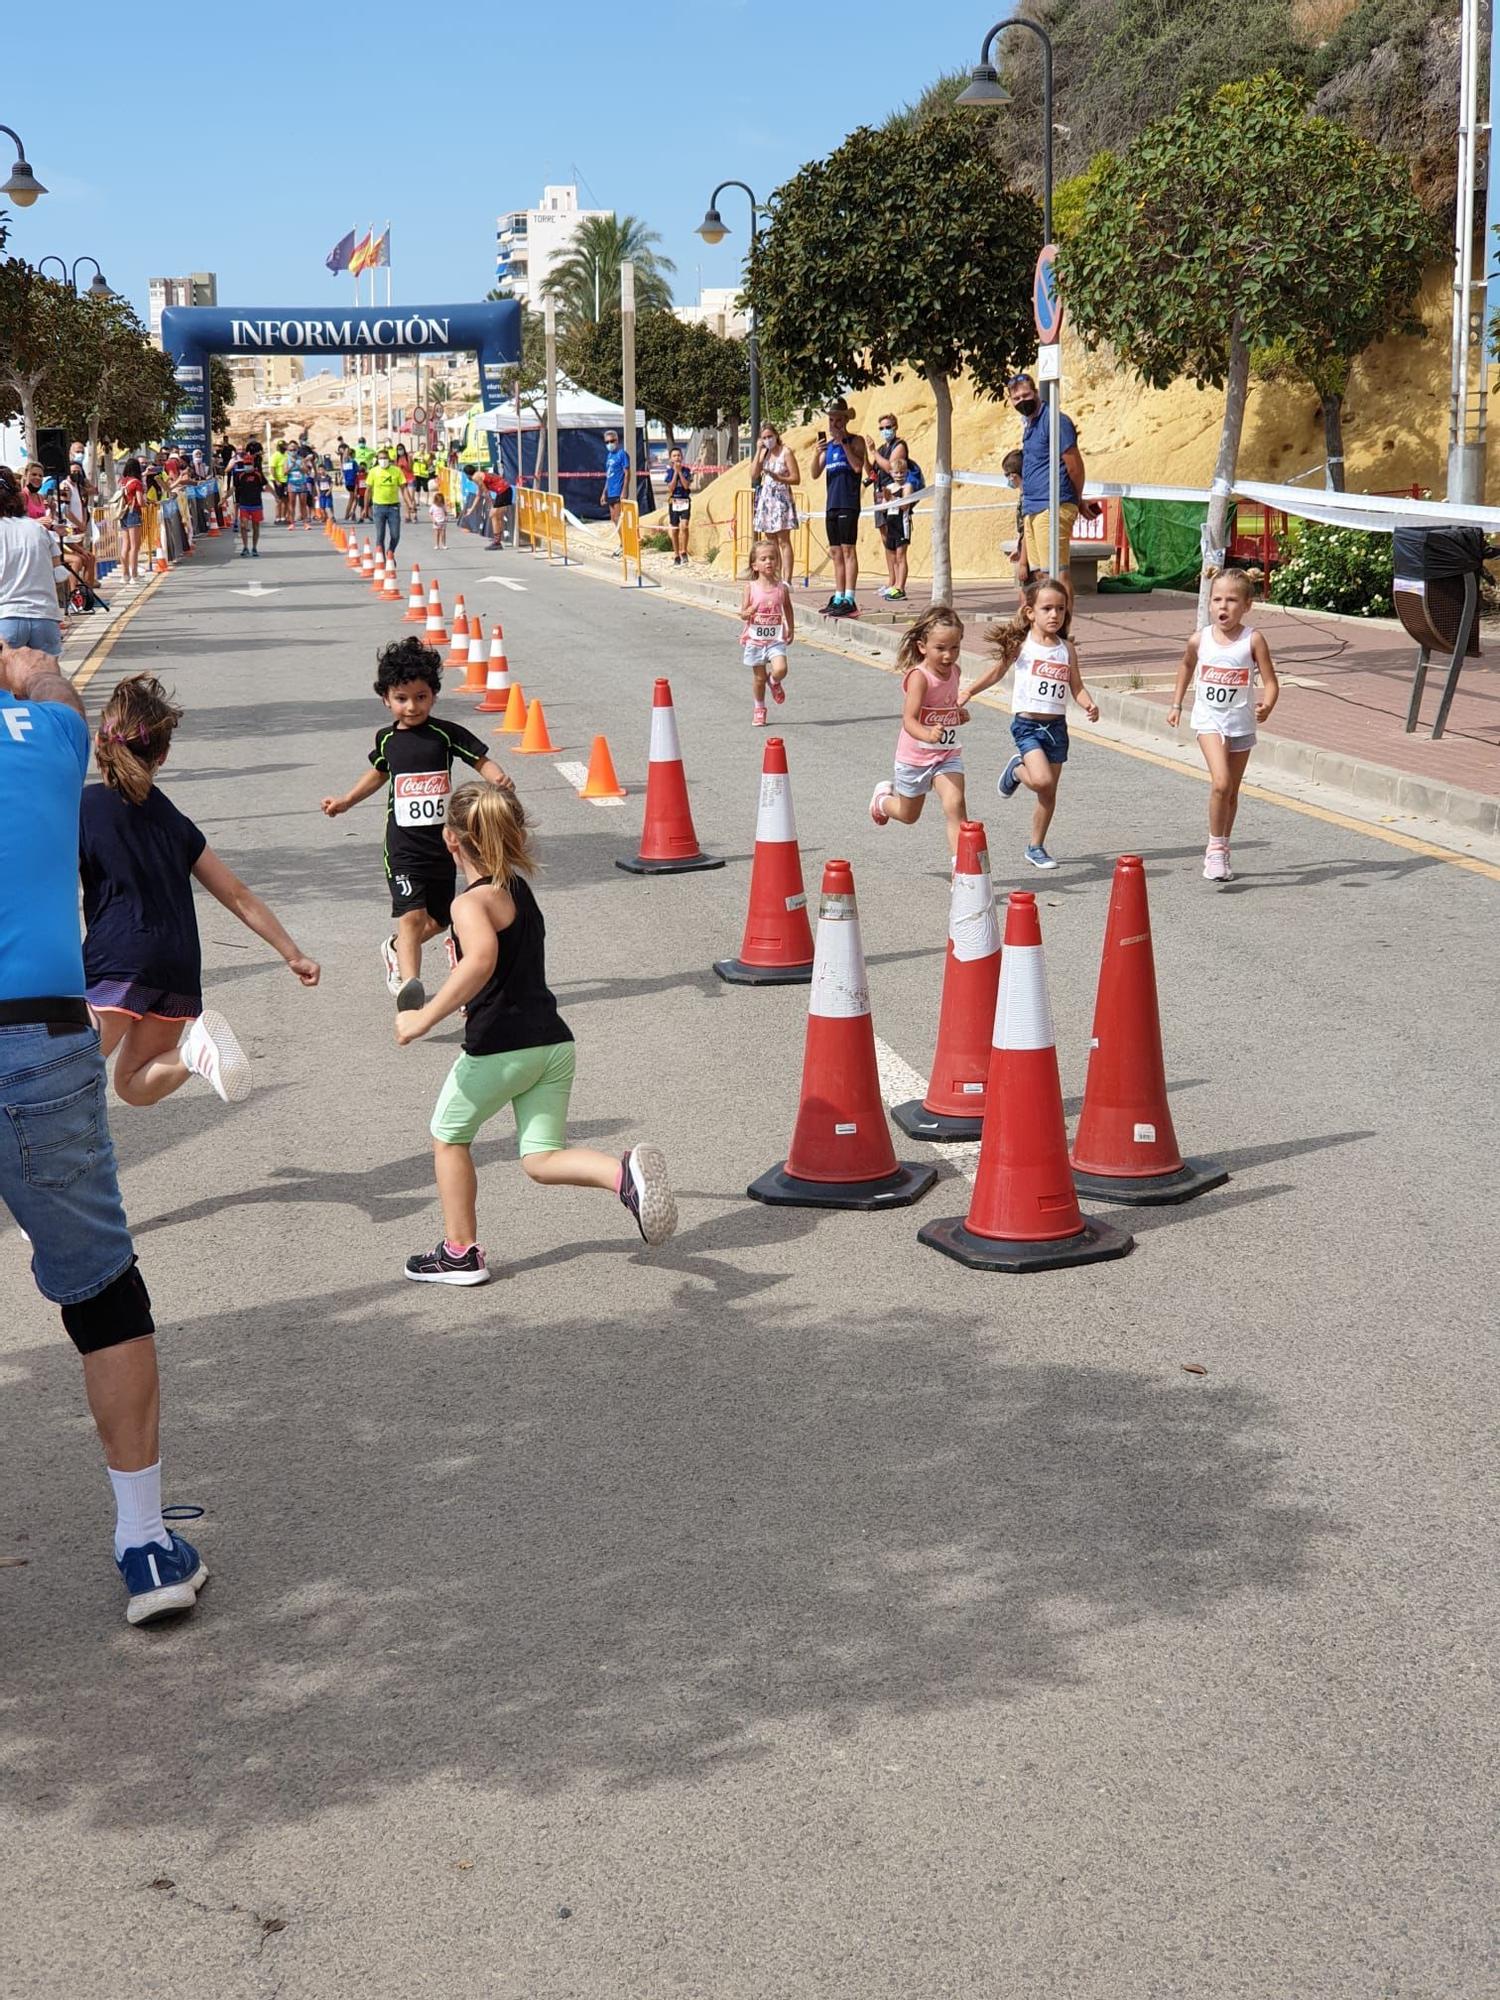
0, 123, 46, 208
37, 255, 112, 299
696, 179, 761, 454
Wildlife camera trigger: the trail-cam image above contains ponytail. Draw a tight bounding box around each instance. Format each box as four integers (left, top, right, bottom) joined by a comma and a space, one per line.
446, 782, 536, 886
94, 673, 182, 805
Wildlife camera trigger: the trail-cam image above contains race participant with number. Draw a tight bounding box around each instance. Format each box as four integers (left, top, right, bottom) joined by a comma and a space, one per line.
320, 636, 509, 1010
969, 575, 1099, 872
738, 538, 794, 726
663, 447, 693, 567
868, 607, 971, 858
1166, 569, 1279, 883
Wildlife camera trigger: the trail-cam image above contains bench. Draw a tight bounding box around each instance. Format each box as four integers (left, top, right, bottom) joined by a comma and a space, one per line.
1067, 541, 1115, 596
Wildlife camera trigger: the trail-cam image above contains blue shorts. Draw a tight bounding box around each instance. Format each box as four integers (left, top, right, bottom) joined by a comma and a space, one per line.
1011, 714, 1070, 765
0, 616, 63, 655
0, 1023, 137, 1308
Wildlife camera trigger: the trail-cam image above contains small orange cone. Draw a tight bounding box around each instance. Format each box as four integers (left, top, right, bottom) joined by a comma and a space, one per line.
382, 552, 403, 600
423, 580, 448, 649
458, 615, 487, 689
445, 594, 470, 666
344, 531, 361, 568
578, 735, 626, 799
359, 539, 376, 580
476, 625, 511, 711
498, 681, 527, 734
514, 698, 559, 755
403, 565, 425, 621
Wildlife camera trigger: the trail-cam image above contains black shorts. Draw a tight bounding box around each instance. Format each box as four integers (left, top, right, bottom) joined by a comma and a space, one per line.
412, 475, 429, 492
825, 507, 859, 548
880, 505, 912, 550
274, 482, 288, 498
388, 861, 455, 924
668, 502, 691, 523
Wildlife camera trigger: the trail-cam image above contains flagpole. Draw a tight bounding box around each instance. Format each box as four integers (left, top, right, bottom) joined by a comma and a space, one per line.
384, 223, 394, 434
352, 241, 362, 435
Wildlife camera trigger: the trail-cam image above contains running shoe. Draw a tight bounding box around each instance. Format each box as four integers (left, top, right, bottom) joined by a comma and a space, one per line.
239, 546, 249, 558
180, 1009, 251, 1104
250, 548, 260, 558
828, 600, 857, 619
117, 1530, 207, 1627
1024, 844, 1059, 871
1203, 843, 1233, 883
752, 701, 767, 727
396, 977, 426, 1012
769, 676, 786, 705
998, 753, 1024, 798
619, 1144, 677, 1247
820, 595, 841, 614
380, 935, 403, 997
870, 780, 895, 826
405, 1241, 490, 1286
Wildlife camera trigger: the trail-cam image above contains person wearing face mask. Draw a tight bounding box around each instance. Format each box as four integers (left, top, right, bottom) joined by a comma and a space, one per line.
1008, 373, 1089, 591
868, 415, 913, 603
751, 422, 800, 590
367, 448, 408, 558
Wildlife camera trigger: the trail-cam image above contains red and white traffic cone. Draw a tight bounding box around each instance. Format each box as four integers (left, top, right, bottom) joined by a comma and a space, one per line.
445, 594, 470, 666
475, 624, 511, 710
344, 531, 362, 568
749, 860, 936, 1210
918, 891, 1134, 1271
1070, 855, 1228, 1203
359, 538, 376, 580
615, 678, 724, 875
893, 820, 1001, 1141
714, 736, 813, 984
381, 551, 403, 600
422, 579, 448, 649
459, 615, 487, 690
404, 564, 425, 621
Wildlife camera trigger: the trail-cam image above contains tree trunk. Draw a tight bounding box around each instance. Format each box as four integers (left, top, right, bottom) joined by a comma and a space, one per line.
1197, 315, 1250, 625
1321, 394, 1346, 492
87, 413, 103, 491
7, 373, 42, 463
928, 367, 954, 607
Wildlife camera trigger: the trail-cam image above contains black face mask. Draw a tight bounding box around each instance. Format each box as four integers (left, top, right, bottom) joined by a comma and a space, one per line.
1015, 396, 1040, 419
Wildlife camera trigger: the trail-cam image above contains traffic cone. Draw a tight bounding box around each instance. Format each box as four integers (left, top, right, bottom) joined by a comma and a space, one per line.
445, 594, 470, 666
892, 821, 1002, 1141
459, 615, 487, 690
714, 737, 814, 985
475, 624, 511, 709
403, 565, 425, 621
615, 679, 725, 875
423, 579, 448, 649
748, 860, 937, 1211
1070, 855, 1228, 1203
370, 546, 389, 592
578, 735, 626, 799
918, 892, 1134, 1272
359, 539, 376, 580
514, 698, 559, 754
381, 552, 403, 600
498, 681, 527, 734
345, 531, 361, 567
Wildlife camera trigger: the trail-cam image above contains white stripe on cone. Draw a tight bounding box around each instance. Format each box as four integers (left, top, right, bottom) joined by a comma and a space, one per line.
468, 625, 486, 665
950, 858, 1000, 965
649, 703, 683, 764
992, 942, 1054, 1051
809, 892, 870, 1020
755, 771, 798, 845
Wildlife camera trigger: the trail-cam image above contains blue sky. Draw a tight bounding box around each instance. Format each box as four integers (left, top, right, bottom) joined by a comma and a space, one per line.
6, 0, 995, 370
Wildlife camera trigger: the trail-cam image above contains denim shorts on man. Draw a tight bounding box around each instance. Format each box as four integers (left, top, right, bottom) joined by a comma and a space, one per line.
1011, 714, 1070, 765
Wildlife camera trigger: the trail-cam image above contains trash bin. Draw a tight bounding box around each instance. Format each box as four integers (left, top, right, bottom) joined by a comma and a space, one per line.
1392, 525, 1487, 740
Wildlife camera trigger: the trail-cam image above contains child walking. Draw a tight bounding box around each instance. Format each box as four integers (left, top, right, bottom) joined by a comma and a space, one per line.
966, 575, 1098, 871
429, 488, 448, 550
395, 783, 678, 1284
321, 635, 509, 1008
1167, 569, 1279, 882
868, 606, 970, 857
80, 674, 320, 1106
739, 538, 795, 725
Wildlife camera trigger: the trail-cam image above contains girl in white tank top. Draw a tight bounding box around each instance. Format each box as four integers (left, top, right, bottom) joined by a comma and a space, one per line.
1167, 570, 1281, 883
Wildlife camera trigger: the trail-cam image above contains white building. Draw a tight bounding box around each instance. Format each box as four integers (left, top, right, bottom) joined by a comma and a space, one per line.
493, 186, 611, 311
673, 287, 749, 339
148, 271, 216, 347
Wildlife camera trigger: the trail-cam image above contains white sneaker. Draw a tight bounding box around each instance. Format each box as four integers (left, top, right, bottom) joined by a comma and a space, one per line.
380, 934, 403, 997
180, 1009, 251, 1104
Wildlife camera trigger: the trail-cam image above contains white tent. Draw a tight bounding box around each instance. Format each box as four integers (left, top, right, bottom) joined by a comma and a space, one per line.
470, 386, 644, 435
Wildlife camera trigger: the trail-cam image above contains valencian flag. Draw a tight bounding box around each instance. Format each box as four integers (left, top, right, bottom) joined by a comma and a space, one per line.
325, 228, 356, 275
349, 230, 376, 275
371, 228, 391, 268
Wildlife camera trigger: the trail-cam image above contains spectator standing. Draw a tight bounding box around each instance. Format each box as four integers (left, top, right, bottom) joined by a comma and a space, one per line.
868, 413, 913, 603
115, 457, 147, 583
751, 423, 799, 589
811, 399, 866, 618
1000, 448, 1029, 583
601, 429, 630, 544
481, 467, 512, 550
0, 468, 67, 654
1008, 373, 1089, 591
367, 448, 408, 557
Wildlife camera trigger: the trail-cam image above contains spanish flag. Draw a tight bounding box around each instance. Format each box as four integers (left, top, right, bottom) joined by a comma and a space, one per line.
349, 230, 375, 275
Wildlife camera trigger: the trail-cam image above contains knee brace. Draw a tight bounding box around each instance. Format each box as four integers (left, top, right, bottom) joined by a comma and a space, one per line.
62, 1259, 155, 1354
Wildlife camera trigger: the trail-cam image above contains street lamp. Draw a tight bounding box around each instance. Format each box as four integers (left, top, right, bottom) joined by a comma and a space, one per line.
37, 255, 112, 299
0, 124, 47, 207
959, 16, 1059, 575
696, 179, 761, 454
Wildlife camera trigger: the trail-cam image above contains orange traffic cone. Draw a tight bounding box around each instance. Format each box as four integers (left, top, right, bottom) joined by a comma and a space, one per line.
918, 892, 1134, 1272
345, 531, 361, 568
1070, 856, 1228, 1203
893, 821, 1002, 1141
615, 679, 724, 875
497, 681, 527, 735
748, 860, 936, 1210
375, 550, 395, 596
578, 735, 626, 799
403, 565, 425, 621
514, 698, 559, 754
475, 624, 511, 709
459, 616, 487, 690
714, 736, 813, 985
381, 552, 403, 600
423, 580, 448, 649
445, 594, 469, 666
359, 539, 377, 580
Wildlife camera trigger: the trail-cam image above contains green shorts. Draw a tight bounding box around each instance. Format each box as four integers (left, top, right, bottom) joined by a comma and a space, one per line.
430, 1041, 576, 1152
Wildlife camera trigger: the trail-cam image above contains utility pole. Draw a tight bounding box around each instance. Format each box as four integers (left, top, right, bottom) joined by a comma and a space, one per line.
1448, 0, 1490, 503
544, 296, 560, 500
621, 261, 637, 512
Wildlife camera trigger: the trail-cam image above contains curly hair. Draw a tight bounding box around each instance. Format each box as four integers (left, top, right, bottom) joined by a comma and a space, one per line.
373, 634, 443, 698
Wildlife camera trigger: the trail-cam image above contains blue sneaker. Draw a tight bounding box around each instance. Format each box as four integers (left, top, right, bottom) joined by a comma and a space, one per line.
1024, 844, 1059, 871
998, 753, 1024, 798
116, 1531, 207, 1626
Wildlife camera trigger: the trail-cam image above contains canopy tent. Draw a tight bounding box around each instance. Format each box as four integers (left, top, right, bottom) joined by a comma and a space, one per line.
468, 387, 653, 521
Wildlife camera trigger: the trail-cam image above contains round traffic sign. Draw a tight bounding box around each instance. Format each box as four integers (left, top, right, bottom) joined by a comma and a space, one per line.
1033, 245, 1063, 345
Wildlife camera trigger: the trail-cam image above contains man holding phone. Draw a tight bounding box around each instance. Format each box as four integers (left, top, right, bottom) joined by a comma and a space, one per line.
811, 400, 866, 617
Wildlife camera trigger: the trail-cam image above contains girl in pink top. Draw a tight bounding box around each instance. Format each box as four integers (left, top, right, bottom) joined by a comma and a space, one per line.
738, 538, 795, 726
868, 605, 970, 856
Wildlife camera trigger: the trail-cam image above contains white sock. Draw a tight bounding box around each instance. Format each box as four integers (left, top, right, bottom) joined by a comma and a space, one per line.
109, 1461, 170, 1560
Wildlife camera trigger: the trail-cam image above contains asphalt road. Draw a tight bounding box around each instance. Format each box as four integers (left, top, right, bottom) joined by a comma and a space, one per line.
3, 522, 1495, 2000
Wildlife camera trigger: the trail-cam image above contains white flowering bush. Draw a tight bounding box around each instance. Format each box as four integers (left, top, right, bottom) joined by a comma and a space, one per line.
1269, 520, 1393, 617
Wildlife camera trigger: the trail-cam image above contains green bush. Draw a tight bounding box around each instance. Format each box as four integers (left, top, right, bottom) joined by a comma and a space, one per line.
1269, 519, 1393, 617
644, 530, 672, 553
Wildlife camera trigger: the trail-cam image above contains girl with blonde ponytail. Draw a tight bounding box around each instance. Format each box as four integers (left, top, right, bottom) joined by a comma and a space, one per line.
395, 782, 678, 1285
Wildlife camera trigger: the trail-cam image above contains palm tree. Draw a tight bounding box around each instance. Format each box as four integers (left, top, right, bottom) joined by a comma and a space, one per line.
542, 214, 676, 327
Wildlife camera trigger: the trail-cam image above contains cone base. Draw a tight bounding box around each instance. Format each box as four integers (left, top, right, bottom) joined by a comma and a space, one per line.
890, 1097, 984, 1143
747, 1160, 936, 1212
713, 956, 814, 986
580, 786, 628, 800
1070, 1156, 1228, 1206
918, 1212, 1134, 1272
616, 853, 726, 875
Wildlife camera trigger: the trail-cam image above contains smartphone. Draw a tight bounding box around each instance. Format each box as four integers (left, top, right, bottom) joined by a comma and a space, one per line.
817, 430, 827, 443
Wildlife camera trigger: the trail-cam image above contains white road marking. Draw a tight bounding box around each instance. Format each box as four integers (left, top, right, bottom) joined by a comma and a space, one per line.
482, 576, 527, 591
554, 759, 625, 807
228, 581, 281, 597
873, 1033, 980, 1182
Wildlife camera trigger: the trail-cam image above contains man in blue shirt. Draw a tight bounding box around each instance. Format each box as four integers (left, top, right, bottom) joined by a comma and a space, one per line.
601, 429, 630, 543
0, 642, 206, 1629
1009, 373, 1089, 587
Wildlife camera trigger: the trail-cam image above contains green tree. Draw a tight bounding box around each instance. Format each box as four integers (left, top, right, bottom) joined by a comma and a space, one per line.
748, 108, 1042, 602
559, 308, 749, 443
541, 214, 676, 328
36, 291, 183, 475
1059, 73, 1430, 613
0, 260, 73, 455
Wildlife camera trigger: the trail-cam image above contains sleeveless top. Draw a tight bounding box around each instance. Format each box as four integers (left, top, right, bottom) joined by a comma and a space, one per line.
753, 449, 797, 534
456, 873, 573, 1058
822, 438, 860, 512
741, 577, 788, 646
1191, 625, 1257, 732
895, 658, 963, 768
1011, 633, 1072, 716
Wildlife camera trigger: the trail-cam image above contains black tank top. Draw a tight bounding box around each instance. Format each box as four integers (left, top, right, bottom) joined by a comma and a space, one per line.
457, 874, 573, 1057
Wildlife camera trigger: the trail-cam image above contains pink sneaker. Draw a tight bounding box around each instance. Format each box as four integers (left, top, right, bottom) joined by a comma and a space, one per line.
869, 781, 895, 826
769, 675, 786, 705
752, 701, 768, 726
1203, 842, 1230, 882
